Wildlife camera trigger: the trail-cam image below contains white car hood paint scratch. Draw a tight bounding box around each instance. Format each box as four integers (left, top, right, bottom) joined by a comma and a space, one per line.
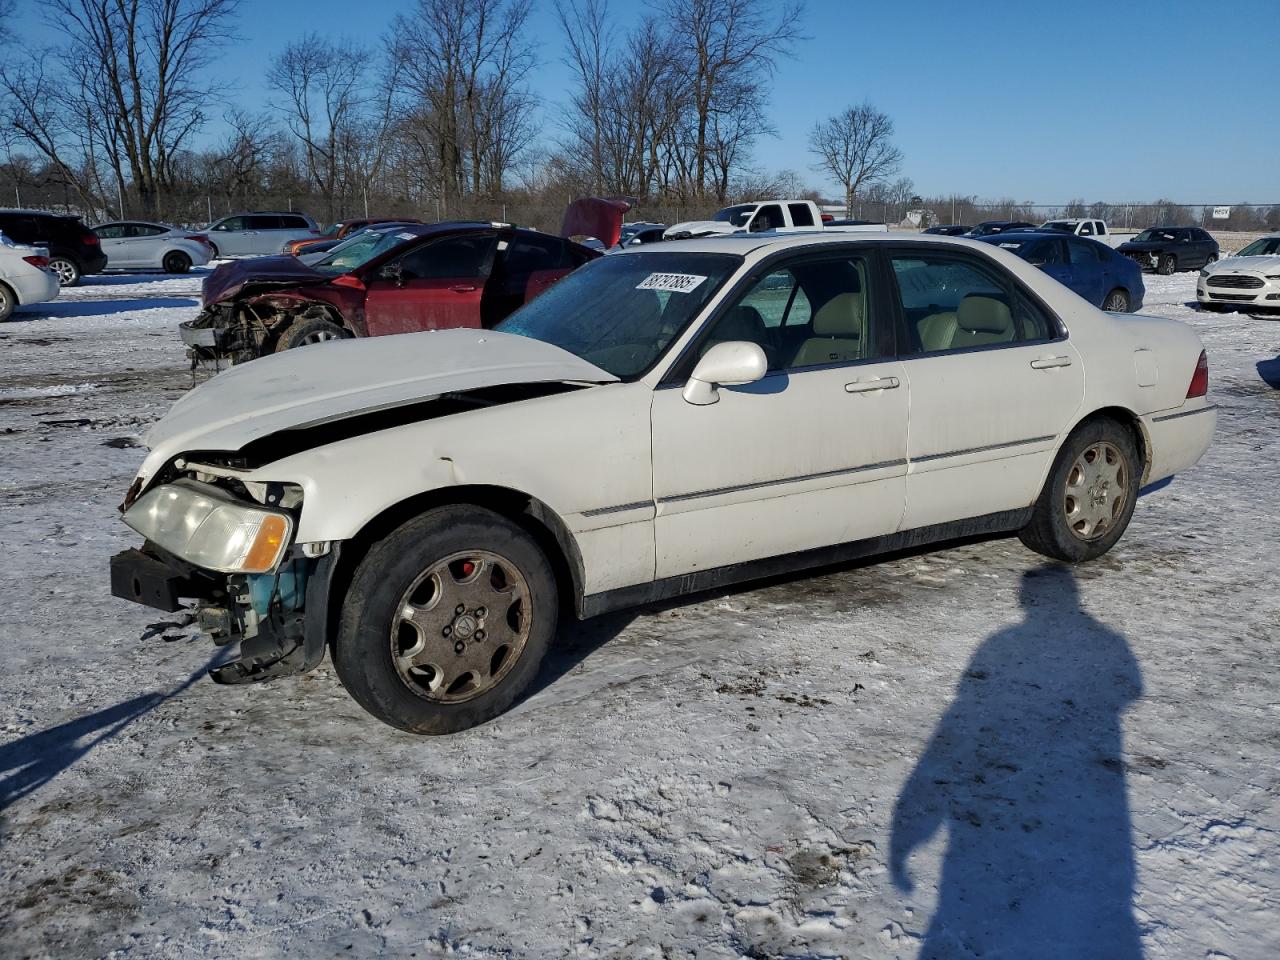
141, 329, 616, 474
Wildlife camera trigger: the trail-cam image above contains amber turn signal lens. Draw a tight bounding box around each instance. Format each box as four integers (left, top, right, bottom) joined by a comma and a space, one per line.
243, 514, 290, 573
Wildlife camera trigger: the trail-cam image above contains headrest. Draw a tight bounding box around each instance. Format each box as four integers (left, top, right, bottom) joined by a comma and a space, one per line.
812, 292, 863, 336
717, 305, 767, 341
957, 295, 1012, 334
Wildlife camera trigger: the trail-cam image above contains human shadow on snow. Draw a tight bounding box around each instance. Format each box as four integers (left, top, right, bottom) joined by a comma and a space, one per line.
0, 651, 223, 818
890, 565, 1144, 959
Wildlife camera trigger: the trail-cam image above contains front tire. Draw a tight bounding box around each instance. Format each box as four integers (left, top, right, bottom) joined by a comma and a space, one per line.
1102, 288, 1130, 312
48, 257, 81, 286
333, 506, 558, 734
0, 282, 14, 321
274, 316, 352, 351
163, 250, 192, 274
1156, 254, 1176, 275
1019, 419, 1139, 563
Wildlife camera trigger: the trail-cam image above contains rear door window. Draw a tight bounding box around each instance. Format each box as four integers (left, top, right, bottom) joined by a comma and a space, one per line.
788, 203, 815, 227
247, 215, 280, 230
278, 215, 310, 230
1067, 239, 1103, 264
889, 251, 1057, 353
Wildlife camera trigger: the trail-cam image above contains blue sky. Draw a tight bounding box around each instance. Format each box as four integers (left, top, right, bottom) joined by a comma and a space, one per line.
12, 0, 1278, 202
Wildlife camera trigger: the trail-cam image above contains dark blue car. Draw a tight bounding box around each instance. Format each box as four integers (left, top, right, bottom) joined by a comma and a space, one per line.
976, 230, 1144, 313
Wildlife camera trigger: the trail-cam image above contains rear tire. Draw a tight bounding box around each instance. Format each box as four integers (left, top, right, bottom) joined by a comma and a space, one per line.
207, 242, 220, 259
1102, 288, 1130, 312
0, 282, 14, 321
1019, 418, 1140, 563
333, 506, 558, 734
1156, 254, 1176, 275
48, 257, 81, 286
273, 316, 352, 352
162, 250, 192, 274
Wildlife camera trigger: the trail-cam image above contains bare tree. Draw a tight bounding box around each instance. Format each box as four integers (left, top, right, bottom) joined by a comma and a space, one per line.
810, 102, 902, 219
2, 0, 238, 217
390, 0, 537, 212
662, 0, 803, 197
269, 34, 378, 221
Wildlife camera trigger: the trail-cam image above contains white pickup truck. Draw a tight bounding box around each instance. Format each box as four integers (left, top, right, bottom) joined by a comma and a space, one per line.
1039, 218, 1138, 248
664, 200, 887, 240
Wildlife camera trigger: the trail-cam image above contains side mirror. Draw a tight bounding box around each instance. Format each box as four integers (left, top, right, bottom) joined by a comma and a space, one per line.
683, 341, 768, 405
379, 262, 404, 285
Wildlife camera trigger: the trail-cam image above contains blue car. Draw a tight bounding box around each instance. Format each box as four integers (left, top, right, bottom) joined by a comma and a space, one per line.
976, 230, 1144, 313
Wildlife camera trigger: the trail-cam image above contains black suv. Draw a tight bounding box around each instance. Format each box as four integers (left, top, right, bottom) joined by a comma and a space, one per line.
1117, 226, 1219, 275
0, 209, 108, 286
966, 220, 1035, 237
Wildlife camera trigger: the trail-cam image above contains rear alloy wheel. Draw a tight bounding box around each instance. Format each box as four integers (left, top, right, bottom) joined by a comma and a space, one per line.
163, 250, 192, 274
48, 257, 81, 286
274, 316, 352, 352
334, 505, 557, 734
1019, 418, 1139, 563
1156, 254, 1176, 275
0, 282, 14, 322
1102, 288, 1130, 312
207, 242, 220, 259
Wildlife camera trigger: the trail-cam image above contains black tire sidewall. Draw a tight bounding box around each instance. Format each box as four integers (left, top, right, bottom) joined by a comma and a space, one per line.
164, 251, 191, 273
1022, 420, 1140, 562
0, 282, 13, 321
333, 505, 557, 735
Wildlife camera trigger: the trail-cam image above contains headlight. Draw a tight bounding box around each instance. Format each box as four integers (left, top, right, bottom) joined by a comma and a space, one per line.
1266, 274, 1280, 281
1199, 268, 1210, 278
124, 479, 293, 574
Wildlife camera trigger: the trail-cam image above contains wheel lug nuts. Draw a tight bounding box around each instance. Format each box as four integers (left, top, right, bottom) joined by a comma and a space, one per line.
454, 641, 465, 654
455, 604, 465, 615
475, 606, 486, 618
475, 630, 485, 641
443, 626, 452, 637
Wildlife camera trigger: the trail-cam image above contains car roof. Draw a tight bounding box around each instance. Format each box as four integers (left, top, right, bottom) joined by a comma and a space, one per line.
94, 220, 171, 228
0, 208, 81, 218
611, 231, 1005, 259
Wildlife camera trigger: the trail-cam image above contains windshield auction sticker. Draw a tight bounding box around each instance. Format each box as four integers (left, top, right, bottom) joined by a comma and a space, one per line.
636, 272, 708, 294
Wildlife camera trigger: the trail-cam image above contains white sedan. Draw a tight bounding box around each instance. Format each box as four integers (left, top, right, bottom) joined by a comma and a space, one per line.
93, 221, 213, 273
1197, 232, 1280, 315
0, 230, 59, 320
110, 234, 1216, 733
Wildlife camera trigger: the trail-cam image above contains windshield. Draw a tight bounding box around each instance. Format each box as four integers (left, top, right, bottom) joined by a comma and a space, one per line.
1042, 221, 1073, 233
1134, 229, 1176, 243
1236, 237, 1280, 257
495, 251, 742, 378
312, 229, 415, 274
320, 223, 342, 239
712, 204, 756, 227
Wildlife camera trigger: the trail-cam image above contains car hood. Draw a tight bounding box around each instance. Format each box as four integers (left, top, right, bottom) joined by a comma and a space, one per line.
1117, 241, 1165, 252
138, 329, 618, 478
664, 220, 737, 238
201, 255, 330, 306
1208, 255, 1280, 274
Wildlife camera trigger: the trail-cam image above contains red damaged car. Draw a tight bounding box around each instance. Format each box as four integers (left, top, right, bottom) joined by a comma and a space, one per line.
180, 222, 601, 364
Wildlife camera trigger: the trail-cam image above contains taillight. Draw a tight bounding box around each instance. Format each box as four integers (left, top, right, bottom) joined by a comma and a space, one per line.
1186, 350, 1209, 398
23, 255, 49, 269
82, 232, 100, 246
186, 235, 211, 246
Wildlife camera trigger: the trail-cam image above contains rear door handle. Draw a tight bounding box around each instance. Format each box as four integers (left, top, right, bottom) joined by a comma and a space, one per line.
845, 376, 900, 393
450, 284, 478, 293
1030, 356, 1072, 370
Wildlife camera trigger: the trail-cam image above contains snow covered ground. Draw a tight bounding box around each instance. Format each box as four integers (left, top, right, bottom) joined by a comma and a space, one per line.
0, 270, 1277, 959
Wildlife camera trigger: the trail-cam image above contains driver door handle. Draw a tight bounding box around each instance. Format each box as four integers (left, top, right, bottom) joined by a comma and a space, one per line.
1030, 356, 1072, 370
845, 376, 900, 393
450, 284, 478, 293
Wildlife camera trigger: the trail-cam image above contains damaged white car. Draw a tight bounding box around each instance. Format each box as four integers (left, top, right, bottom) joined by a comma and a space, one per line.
111, 234, 1216, 734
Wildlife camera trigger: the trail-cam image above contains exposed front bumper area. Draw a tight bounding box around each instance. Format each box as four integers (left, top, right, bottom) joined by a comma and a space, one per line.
110, 543, 339, 685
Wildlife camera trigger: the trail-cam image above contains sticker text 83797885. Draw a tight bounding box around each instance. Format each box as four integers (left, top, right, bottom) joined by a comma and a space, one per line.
636, 273, 708, 294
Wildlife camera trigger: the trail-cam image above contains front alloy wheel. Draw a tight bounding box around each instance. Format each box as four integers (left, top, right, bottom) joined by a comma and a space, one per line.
391, 550, 532, 703
334, 505, 557, 734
